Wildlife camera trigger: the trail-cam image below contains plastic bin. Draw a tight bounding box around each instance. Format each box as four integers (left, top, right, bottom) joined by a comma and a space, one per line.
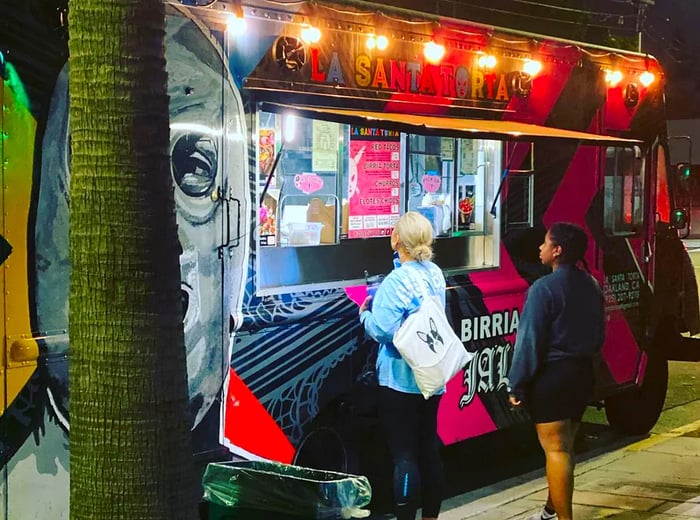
201, 460, 372, 519
287, 222, 324, 245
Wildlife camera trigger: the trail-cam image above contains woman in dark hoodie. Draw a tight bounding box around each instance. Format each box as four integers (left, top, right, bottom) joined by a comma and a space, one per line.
507, 223, 605, 520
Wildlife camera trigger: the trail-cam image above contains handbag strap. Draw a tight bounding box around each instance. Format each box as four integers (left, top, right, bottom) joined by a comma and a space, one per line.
403, 262, 439, 315
408, 261, 434, 299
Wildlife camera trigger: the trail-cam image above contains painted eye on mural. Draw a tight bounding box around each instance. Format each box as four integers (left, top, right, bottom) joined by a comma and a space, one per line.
273, 36, 306, 72
171, 132, 217, 197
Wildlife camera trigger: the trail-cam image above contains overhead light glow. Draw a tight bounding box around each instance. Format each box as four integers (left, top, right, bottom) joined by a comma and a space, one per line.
424, 41, 445, 63
227, 2, 246, 36
478, 54, 497, 69
227, 14, 246, 35
639, 71, 655, 87
301, 26, 322, 44
283, 114, 296, 143
170, 122, 243, 141
522, 59, 542, 76
605, 69, 623, 86
375, 35, 389, 51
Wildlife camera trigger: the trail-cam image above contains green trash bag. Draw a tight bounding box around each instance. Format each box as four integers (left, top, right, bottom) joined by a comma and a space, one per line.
202, 460, 372, 519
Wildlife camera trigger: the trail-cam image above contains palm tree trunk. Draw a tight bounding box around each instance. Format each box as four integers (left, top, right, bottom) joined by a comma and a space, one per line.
68, 0, 198, 517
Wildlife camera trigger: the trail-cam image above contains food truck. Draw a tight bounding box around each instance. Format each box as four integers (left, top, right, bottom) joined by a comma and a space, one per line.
1, 0, 698, 517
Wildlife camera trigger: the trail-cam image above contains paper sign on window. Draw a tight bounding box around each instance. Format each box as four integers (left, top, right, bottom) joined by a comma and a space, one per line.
312, 120, 339, 172
347, 127, 401, 238
294, 173, 324, 194
421, 174, 441, 193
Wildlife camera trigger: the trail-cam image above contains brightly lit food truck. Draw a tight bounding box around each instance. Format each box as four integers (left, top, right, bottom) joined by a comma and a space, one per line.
2, 0, 698, 517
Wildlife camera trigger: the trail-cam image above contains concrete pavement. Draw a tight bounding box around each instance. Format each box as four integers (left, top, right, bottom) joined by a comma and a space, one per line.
436, 419, 700, 520
428, 242, 700, 518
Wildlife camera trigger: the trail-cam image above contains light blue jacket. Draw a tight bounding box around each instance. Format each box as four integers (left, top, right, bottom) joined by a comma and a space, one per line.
360, 260, 447, 394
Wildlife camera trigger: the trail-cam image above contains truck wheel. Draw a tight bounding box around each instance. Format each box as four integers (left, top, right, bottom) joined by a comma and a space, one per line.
604, 354, 668, 435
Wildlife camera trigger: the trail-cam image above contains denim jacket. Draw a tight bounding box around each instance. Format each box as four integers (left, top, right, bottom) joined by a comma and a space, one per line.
360, 260, 446, 394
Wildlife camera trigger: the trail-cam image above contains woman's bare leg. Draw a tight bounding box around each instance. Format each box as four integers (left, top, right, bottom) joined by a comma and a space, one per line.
535, 420, 578, 520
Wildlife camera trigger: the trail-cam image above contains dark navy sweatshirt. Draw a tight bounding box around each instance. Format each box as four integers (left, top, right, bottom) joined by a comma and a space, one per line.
507, 264, 605, 400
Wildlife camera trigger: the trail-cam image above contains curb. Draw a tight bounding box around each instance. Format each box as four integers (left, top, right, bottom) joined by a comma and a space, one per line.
624, 417, 700, 452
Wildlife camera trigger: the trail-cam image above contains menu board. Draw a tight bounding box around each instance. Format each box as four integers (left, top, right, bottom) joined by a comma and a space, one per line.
347, 127, 401, 238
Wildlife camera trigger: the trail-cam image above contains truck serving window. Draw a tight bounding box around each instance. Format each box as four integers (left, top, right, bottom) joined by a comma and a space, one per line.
604, 146, 645, 236
255, 109, 501, 294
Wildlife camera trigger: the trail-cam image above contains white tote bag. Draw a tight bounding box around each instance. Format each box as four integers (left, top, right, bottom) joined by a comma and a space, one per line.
393, 292, 474, 399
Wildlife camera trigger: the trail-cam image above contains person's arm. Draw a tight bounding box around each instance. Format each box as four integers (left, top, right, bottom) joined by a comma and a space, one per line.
360, 274, 410, 344
507, 281, 552, 401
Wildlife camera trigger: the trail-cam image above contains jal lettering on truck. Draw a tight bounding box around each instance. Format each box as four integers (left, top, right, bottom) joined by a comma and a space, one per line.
459, 309, 519, 407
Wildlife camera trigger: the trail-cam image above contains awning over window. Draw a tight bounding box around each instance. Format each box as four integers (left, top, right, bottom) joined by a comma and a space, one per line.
263, 103, 641, 145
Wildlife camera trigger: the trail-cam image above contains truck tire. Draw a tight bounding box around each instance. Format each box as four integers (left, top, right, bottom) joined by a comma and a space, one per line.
604, 354, 668, 435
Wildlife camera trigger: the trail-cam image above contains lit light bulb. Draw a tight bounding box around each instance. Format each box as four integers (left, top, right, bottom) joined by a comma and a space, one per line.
424, 41, 445, 63
301, 26, 322, 44
478, 54, 497, 69
523, 59, 542, 76
605, 69, 623, 86
376, 35, 389, 51
639, 71, 655, 87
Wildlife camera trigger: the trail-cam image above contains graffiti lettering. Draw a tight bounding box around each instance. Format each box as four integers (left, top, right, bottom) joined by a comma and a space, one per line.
459, 342, 512, 408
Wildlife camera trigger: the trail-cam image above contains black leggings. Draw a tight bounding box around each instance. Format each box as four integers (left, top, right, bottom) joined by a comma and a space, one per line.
377, 386, 443, 520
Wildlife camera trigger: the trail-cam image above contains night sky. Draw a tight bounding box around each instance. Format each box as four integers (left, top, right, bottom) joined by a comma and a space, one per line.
642, 0, 700, 119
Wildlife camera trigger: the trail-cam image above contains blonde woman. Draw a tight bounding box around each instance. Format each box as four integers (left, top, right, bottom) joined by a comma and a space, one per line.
359, 211, 446, 520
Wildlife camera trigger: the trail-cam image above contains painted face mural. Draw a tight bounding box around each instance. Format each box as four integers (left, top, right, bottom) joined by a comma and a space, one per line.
0, 6, 249, 516
165, 13, 235, 428
33, 11, 241, 433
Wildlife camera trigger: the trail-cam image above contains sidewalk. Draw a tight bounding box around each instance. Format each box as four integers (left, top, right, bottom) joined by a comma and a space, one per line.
436, 419, 700, 520
683, 239, 700, 252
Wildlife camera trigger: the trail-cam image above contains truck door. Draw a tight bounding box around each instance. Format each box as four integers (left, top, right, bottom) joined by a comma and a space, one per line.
599, 146, 650, 386
165, 11, 249, 448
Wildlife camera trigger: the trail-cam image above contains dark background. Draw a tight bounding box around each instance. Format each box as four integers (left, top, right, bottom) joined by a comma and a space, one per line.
378, 0, 700, 120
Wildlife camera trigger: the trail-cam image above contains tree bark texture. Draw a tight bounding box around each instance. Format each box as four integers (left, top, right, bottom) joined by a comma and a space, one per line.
68, 0, 198, 517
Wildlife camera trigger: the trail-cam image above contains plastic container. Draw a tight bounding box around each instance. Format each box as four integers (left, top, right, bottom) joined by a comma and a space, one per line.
287, 222, 324, 245
201, 460, 372, 519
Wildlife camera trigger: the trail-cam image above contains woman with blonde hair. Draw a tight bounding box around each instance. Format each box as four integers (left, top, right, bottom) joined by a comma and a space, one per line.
359, 211, 446, 520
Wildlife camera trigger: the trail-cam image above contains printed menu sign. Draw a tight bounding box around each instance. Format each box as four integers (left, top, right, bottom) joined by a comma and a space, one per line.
347, 127, 401, 238
312, 120, 339, 172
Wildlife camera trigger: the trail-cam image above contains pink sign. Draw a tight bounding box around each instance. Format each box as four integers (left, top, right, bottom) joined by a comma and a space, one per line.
343, 284, 369, 307
347, 127, 401, 239
294, 173, 324, 194
422, 174, 441, 193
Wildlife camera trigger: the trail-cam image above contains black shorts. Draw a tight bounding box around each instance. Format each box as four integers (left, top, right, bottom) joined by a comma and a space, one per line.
526, 357, 594, 424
